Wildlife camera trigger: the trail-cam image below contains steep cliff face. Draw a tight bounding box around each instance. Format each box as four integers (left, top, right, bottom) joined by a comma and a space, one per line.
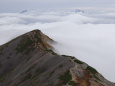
0, 30, 114, 86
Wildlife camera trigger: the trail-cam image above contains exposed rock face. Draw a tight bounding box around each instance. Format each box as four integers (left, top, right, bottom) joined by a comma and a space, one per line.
0, 29, 114, 86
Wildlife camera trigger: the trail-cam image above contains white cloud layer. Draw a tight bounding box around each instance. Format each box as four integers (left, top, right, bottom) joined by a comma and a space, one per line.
0, 9, 115, 82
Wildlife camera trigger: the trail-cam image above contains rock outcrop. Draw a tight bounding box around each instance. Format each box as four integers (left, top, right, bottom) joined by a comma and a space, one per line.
0, 29, 114, 86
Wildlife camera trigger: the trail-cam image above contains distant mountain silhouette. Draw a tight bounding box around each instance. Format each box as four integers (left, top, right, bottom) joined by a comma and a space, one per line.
74, 9, 85, 13
21, 10, 27, 13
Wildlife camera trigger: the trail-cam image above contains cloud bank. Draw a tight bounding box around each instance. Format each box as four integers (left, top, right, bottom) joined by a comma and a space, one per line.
0, 9, 115, 82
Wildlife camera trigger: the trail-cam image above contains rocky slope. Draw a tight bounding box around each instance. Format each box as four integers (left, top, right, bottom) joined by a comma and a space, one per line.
0, 29, 114, 86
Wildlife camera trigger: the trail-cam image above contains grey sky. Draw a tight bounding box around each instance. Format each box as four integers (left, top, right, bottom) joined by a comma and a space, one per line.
0, 0, 115, 12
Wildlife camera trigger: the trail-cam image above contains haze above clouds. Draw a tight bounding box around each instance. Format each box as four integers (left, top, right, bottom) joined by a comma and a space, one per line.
1, 0, 115, 12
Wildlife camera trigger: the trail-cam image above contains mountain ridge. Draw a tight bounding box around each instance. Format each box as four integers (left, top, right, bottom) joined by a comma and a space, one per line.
0, 29, 114, 86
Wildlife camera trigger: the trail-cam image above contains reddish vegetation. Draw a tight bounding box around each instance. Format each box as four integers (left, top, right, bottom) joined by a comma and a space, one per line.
76, 70, 90, 86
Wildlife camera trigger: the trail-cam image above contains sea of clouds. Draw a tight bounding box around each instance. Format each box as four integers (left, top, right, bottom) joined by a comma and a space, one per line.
0, 9, 115, 82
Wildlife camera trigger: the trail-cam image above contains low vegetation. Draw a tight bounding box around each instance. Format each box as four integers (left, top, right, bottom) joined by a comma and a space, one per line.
68, 81, 77, 86
59, 70, 72, 85
58, 64, 63, 68
87, 66, 98, 74
74, 59, 83, 64
50, 70, 55, 76
0, 71, 11, 82
0, 63, 2, 69
93, 75, 101, 81
20, 73, 32, 83
15, 37, 35, 55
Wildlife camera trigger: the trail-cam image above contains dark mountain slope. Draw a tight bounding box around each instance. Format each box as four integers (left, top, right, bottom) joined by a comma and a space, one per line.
0, 30, 114, 86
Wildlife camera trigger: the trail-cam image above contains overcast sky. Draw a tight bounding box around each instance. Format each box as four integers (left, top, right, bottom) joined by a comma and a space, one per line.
0, 0, 115, 12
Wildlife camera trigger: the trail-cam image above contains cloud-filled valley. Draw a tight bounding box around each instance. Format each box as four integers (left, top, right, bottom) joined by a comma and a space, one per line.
0, 9, 115, 82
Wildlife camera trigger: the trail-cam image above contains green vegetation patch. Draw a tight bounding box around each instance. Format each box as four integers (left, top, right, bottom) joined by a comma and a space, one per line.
0, 63, 2, 69
0, 76, 5, 82
62, 55, 75, 59
9, 53, 12, 56
74, 59, 83, 64
68, 81, 77, 86
61, 55, 71, 57
0, 48, 4, 52
93, 75, 101, 82
0, 52, 2, 55
44, 49, 57, 55
0, 48, 4, 55
87, 66, 98, 74
94, 80, 98, 83
34, 34, 42, 42
51, 51, 57, 55
70, 57, 75, 59
26, 64, 36, 73
20, 73, 32, 83
6, 56, 11, 59
58, 64, 63, 68
15, 37, 35, 54
48, 49, 57, 55
59, 70, 72, 85
32, 68, 45, 79
50, 70, 55, 76
0, 71, 12, 82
